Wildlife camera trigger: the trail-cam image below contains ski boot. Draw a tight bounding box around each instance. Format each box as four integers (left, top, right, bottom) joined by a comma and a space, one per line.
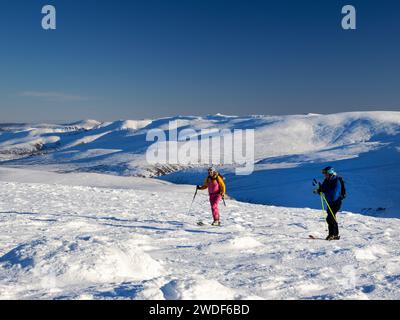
211, 220, 221, 227
326, 235, 341, 241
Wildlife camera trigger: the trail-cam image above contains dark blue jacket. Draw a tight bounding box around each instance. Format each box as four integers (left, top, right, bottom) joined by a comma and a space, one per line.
321, 175, 342, 203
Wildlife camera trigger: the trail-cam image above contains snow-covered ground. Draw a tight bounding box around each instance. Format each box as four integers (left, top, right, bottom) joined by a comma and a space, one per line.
1, 112, 399, 299
1, 112, 399, 217
1, 167, 400, 300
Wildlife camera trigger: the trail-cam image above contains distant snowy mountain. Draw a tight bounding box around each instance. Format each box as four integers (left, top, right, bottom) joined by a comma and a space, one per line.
1, 112, 399, 217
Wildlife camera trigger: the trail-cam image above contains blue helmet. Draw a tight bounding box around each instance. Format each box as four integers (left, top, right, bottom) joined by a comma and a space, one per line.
322, 166, 336, 175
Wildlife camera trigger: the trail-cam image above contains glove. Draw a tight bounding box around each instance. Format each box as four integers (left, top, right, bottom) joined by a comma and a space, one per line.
196, 185, 201, 190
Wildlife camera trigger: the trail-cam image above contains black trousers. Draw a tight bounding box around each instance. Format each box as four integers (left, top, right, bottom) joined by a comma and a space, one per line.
326, 199, 342, 236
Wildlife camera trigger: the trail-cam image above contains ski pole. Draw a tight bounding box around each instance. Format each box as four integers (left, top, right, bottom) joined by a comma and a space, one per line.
313, 179, 326, 223
313, 179, 330, 227
319, 193, 329, 229
320, 193, 325, 212
321, 193, 338, 223
187, 187, 198, 215
222, 196, 226, 207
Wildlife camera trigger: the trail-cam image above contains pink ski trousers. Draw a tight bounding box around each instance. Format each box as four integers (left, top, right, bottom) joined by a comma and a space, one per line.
209, 194, 222, 221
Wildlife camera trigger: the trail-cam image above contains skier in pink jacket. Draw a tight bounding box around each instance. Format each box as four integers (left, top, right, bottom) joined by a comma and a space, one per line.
197, 167, 226, 226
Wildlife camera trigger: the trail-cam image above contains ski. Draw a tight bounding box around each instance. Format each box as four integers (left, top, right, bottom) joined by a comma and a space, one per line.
309, 235, 324, 240
309, 235, 341, 241
197, 221, 222, 227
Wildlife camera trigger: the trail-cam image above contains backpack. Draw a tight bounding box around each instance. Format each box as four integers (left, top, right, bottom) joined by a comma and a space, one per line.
338, 176, 346, 200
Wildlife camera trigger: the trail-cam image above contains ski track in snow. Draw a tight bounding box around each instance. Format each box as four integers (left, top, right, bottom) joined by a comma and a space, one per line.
1, 169, 400, 300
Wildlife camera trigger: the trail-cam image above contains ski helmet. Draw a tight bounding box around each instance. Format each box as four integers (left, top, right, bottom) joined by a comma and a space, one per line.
208, 166, 217, 174
322, 166, 336, 175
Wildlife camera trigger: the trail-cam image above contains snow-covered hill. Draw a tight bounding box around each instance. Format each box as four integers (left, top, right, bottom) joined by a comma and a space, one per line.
1, 168, 400, 300
1, 112, 399, 216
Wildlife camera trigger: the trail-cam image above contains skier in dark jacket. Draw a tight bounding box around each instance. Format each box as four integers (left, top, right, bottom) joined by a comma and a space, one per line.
314, 166, 343, 240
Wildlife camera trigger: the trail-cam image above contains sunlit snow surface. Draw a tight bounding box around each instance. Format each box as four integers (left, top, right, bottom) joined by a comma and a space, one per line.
1, 168, 400, 300
1, 112, 400, 216
1, 112, 400, 299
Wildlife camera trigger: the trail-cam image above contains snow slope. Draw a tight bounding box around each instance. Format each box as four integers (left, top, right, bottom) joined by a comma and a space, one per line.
1, 168, 400, 300
1, 112, 399, 216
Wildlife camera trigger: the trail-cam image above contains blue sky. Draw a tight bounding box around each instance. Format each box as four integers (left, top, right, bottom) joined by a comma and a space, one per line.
0, 0, 399, 122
